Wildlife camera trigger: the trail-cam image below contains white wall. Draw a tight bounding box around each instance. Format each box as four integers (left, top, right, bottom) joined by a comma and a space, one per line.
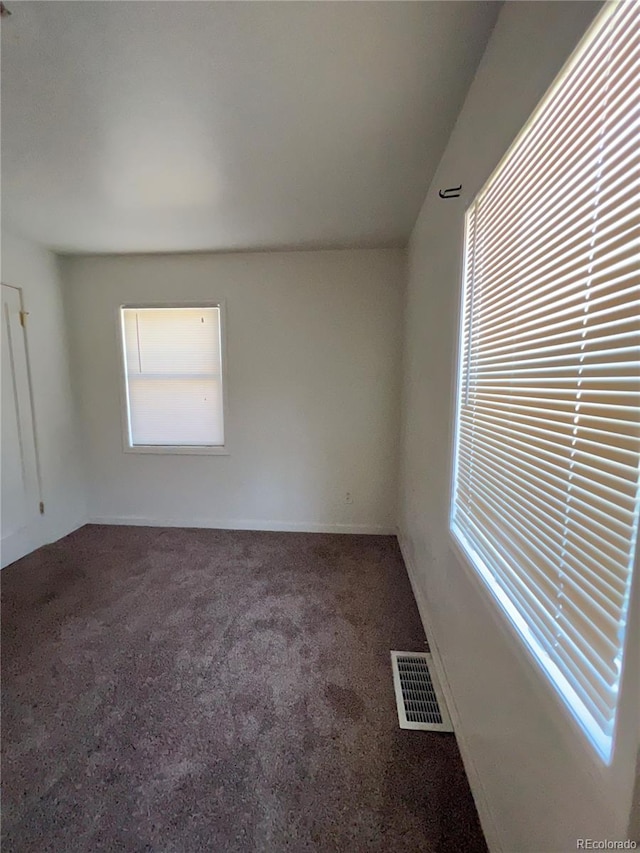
398, 2, 639, 851
64, 248, 403, 534
1, 230, 86, 557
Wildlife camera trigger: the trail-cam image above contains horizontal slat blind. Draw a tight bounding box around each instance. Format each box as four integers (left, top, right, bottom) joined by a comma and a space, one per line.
121, 307, 224, 446
451, 0, 639, 761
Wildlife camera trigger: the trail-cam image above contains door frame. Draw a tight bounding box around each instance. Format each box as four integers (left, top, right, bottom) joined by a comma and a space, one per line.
1, 282, 43, 567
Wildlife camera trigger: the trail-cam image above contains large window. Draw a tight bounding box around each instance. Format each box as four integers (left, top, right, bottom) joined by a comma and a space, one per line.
451, 1, 639, 762
120, 305, 225, 452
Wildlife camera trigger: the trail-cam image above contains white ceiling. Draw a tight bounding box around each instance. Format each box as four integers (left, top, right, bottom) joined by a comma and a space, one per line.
1, 1, 500, 254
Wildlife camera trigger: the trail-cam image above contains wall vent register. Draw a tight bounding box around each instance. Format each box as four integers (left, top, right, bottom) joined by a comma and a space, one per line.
391, 652, 454, 732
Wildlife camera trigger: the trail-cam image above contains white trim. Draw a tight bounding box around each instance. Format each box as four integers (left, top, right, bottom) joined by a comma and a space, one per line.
117, 301, 229, 455
13, 284, 45, 507
1, 517, 86, 570
451, 525, 618, 766
40, 516, 87, 547
122, 445, 230, 456
1, 283, 43, 568
1, 528, 37, 570
397, 532, 504, 853
447, 528, 624, 798
87, 516, 394, 535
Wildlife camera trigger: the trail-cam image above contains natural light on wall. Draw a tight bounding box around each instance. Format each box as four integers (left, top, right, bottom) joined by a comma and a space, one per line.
450, 0, 639, 763
121, 306, 224, 449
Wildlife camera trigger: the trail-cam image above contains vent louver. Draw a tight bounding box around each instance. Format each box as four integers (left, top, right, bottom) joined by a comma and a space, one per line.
391, 651, 453, 732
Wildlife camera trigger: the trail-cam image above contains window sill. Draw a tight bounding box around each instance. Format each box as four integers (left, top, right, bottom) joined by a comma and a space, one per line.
447, 525, 617, 791
123, 445, 229, 456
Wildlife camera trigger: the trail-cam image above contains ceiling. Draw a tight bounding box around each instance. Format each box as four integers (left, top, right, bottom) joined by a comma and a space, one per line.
1, 1, 500, 255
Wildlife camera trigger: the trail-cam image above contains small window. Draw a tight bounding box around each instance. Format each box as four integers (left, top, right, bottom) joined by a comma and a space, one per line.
120, 305, 225, 453
451, 1, 639, 763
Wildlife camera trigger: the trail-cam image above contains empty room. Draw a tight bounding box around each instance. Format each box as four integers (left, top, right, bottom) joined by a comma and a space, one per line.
1, 1, 639, 851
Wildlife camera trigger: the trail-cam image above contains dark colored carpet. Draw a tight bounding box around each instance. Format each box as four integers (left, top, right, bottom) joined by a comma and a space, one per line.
2, 525, 486, 853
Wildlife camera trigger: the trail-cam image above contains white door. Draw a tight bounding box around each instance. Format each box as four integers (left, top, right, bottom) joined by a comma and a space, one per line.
1, 284, 40, 568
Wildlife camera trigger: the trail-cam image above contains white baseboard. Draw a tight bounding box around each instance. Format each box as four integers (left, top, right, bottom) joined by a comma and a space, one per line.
397, 532, 503, 853
87, 515, 395, 536
43, 516, 87, 545
1, 516, 87, 570
1, 528, 37, 569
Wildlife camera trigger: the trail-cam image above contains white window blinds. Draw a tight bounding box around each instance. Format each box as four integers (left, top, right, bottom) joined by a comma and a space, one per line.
121, 306, 224, 447
451, 0, 640, 762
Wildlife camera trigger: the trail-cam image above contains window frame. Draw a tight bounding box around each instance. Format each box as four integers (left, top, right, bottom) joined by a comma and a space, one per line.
117, 301, 229, 456
449, 221, 637, 778
447, 1, 639, 771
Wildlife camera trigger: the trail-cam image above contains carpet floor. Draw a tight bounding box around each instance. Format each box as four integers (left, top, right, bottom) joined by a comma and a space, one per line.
2, 525, 486, 853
